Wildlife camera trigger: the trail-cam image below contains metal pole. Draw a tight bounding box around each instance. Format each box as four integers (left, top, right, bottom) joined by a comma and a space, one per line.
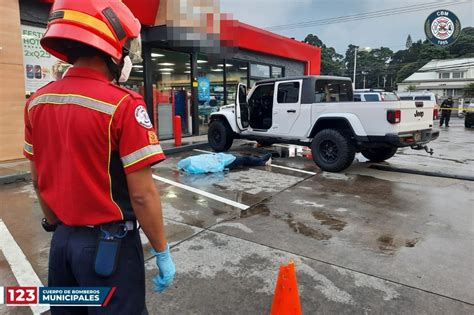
363, 74, 366, 89
190, 53, 200, 136
142, 43, 154, 126
353, 47, 357, 89
223, 58, 227, 105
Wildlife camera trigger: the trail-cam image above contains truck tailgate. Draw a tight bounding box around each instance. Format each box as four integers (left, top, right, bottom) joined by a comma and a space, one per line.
397, 101, 434, 132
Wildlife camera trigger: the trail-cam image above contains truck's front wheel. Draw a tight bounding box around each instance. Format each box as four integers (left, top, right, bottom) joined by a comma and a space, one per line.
311, 129, 356, 172
208, 120, 234, 152
361, 147, 398, 162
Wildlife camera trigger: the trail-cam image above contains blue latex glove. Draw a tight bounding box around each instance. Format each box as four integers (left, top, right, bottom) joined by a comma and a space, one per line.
150, 244, 176, 293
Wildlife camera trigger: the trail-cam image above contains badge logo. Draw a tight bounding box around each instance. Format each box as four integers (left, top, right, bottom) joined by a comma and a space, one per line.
148, 131, 159, 144
425, 10, 461, 46
135, 105, 153, 129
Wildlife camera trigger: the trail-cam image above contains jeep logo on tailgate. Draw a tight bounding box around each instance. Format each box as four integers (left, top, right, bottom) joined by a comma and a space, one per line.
414, 110, 424, 118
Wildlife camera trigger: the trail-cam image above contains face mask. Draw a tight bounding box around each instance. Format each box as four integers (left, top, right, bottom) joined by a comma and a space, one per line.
119, 56, 132, 83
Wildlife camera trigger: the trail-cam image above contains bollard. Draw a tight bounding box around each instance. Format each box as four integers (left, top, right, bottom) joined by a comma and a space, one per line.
174, 115, 182, 146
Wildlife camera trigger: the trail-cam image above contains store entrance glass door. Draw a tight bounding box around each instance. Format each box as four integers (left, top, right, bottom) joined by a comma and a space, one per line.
150, 49, 192, 140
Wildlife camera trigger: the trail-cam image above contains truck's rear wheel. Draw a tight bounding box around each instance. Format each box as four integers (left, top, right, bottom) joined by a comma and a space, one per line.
208, 120, 234, 152
311, 129, 355, 172
361, 147, 398, 162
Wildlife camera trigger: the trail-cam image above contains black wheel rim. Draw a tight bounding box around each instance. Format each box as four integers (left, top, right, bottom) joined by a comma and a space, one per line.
319, 139, 338, 163
212, 129, 222, 144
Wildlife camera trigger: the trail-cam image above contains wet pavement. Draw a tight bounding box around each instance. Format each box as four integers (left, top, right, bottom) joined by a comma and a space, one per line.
1, 118, 473, 314
359, 118, 474, 179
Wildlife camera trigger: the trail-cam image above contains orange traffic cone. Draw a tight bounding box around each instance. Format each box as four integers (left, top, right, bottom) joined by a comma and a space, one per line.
270, 260, 302, 315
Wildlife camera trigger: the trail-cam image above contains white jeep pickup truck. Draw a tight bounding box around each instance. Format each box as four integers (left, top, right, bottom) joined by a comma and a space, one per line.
208, 76, 439, 172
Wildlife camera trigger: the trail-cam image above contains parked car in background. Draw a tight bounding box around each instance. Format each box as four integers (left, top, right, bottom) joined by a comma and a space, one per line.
354, 89, 399, 102
464, 99, 474, 128
397, 91, 439, 119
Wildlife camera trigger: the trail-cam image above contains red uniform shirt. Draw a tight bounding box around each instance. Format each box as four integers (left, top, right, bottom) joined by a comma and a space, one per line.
24, 67, 165, 225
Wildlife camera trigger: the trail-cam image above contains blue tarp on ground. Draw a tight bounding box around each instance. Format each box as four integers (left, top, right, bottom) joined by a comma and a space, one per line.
177, 153, 236, 174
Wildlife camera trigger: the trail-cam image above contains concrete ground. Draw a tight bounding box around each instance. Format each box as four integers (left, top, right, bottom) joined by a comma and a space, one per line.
1, 118, 473, 314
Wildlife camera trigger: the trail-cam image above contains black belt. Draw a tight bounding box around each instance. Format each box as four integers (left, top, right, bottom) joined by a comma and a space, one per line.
59, 220, 137, 231
85, 220, 136, 231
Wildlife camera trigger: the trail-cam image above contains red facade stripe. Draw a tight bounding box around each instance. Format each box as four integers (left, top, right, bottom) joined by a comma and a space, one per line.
39, 1, 320, 74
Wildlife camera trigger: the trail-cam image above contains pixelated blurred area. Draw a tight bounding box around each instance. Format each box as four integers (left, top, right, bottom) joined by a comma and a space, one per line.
153, 0, 236, 53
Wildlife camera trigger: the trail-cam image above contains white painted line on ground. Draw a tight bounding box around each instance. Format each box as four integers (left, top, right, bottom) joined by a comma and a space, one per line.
152, 175, 250, 210
268, 164, 317, 175
0, 219, 50, 314
193, 148, 213, 154
193, 149, 316, 175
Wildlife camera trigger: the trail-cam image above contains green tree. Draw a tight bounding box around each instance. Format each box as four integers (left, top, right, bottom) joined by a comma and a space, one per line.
464, 83, 474, 98
304, 34, 345, 76
395, 62, 421, 83
344, 45, 393, 89
407, 85, 417, 91
450, 27, 474, 58
388, 27, 474, 84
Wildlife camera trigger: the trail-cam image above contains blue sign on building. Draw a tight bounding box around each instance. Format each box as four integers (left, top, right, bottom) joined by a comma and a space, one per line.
197, 77, 211, 102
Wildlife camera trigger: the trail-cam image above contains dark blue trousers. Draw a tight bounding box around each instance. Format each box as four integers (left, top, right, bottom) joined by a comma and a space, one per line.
227, 153, 272, 169
48, 224, 147, 314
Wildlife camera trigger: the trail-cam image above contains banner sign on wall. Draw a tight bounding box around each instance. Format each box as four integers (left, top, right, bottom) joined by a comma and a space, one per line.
197, 77, 211, 102
21, 25, 71, 94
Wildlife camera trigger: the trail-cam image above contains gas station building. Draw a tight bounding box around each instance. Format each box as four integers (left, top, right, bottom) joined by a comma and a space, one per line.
0, 0, 320, 161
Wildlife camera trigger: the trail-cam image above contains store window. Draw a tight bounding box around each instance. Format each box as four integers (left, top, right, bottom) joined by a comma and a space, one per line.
226, 60, 248, 104
196, 54, 225, 134
250, 63, 270, 78
126, 48, 192, 140
272, 66, 283, 78
249, 63, 284, 88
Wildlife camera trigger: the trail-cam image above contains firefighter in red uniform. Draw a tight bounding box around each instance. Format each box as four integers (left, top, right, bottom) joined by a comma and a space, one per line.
23, 0, 175, 313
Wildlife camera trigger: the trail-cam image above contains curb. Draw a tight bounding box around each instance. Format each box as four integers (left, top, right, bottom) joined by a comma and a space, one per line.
0, 142, 209, 185
0, 172, 32, 185
162, 141, 209, 155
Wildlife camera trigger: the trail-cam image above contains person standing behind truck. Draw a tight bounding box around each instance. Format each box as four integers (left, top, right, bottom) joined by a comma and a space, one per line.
440, 96, 454, 127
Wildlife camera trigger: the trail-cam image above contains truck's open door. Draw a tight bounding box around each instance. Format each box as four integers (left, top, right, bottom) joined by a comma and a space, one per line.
235, 83, 249, 131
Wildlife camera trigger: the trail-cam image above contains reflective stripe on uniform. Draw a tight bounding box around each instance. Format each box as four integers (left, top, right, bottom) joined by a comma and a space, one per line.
121, 145, 164, 168
24, 142, 33, 155
28, 94, 116, 115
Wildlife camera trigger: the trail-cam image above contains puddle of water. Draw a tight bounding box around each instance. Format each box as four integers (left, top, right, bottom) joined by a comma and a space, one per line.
377, 234, 420, 253
240, 203, 270, 218
312, 211, 347, 231
284, 213, 331, 240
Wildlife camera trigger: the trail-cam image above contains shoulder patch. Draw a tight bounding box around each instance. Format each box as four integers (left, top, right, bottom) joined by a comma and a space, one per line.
135, 105, 153, 129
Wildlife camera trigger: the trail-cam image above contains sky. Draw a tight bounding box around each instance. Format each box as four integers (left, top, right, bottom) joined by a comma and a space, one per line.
220, 0, 474, 55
